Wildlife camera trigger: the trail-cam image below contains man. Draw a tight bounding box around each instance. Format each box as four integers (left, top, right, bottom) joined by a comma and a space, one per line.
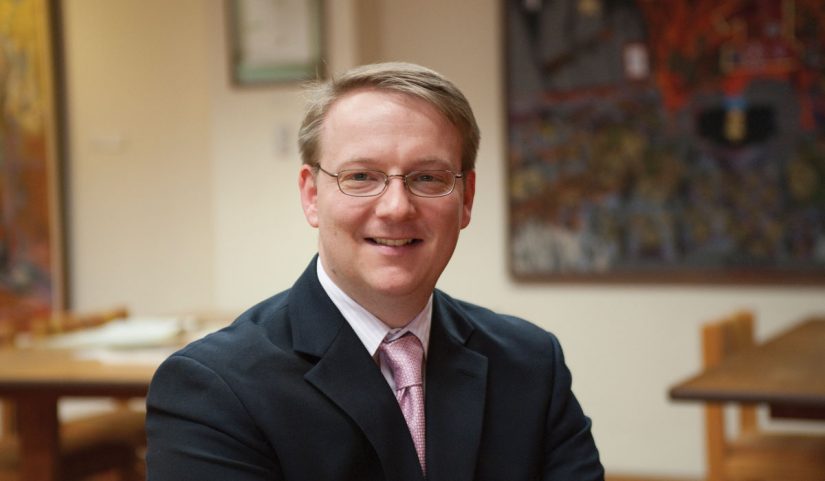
146, 62, 603, 481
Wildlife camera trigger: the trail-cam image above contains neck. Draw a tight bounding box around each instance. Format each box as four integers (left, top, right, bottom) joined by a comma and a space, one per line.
357, 291, 430, 329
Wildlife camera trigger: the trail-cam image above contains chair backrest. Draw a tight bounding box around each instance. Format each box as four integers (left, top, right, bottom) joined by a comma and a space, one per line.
0, 323, 13, 348
702, 309, 758, 481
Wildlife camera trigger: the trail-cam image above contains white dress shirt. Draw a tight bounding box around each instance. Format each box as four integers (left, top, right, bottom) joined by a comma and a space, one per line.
316, 257, 431, 391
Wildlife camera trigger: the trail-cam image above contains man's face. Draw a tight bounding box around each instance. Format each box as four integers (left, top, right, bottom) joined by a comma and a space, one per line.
299, 89, 475, 322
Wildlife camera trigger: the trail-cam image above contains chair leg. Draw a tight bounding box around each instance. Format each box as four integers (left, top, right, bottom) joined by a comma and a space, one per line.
705, 403, 726, 481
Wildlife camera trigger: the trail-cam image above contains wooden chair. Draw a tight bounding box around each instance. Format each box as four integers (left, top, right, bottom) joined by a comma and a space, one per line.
703, 310, 825, 481
0, 307, 145, 481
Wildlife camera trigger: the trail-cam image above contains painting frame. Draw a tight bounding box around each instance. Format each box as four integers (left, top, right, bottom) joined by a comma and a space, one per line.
0, 0, 67, 324
503, 0, 825, 285
226, 0, 325, 86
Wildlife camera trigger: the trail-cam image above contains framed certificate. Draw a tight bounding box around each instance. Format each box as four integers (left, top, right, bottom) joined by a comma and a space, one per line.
227, 0, 324, 85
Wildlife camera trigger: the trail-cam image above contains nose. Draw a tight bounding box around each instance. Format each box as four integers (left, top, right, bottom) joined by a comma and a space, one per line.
374, 175, 416, 220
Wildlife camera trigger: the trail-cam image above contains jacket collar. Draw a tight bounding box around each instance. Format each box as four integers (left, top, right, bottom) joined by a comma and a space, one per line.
425, 291, 488, 481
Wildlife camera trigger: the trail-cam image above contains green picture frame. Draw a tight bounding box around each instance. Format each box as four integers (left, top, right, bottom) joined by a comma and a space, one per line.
227, 0, 325, 85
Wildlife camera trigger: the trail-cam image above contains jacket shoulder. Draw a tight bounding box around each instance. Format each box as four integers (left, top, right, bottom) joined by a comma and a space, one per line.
434, 290, 562, 358
173, 289, 293, 369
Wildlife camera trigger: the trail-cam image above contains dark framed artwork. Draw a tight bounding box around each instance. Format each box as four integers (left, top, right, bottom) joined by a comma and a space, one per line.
0, 0, 66, 323
226, 0, 324, 85
504, 0, 825, 283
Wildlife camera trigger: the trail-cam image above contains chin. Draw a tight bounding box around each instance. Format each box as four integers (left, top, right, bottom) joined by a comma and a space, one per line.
367, 272, 430, 298
370, 279, 420, 297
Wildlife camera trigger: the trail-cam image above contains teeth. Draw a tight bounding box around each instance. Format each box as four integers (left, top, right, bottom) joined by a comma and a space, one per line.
373, 238, 414, 247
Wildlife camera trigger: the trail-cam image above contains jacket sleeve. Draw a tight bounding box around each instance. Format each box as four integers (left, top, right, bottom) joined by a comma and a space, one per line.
542, 335, 605, 481
146, 354, 282, 481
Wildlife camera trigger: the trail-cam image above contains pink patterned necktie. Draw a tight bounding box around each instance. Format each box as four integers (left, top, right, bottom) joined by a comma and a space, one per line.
379, 333, 426, 474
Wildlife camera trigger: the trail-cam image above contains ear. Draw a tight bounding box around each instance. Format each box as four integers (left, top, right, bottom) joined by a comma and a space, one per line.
298, 165, 320, 228
459, 170, 475, 229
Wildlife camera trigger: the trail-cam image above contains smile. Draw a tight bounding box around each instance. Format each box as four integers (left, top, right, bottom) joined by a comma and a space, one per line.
369, 238, 420, 247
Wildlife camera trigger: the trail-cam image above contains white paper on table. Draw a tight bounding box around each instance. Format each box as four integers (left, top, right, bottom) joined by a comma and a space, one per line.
45, 317, 186, 350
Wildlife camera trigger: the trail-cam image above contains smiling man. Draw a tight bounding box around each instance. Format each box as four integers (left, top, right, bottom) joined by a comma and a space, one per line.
146, 62, 603, 481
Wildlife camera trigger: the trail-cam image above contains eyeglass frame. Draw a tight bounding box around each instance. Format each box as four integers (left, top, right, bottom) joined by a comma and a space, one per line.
315, 165, 465, 198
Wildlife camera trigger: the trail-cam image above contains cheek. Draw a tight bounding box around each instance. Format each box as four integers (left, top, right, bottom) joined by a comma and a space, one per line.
430, 204, 465, 236
317, 198, 363, 234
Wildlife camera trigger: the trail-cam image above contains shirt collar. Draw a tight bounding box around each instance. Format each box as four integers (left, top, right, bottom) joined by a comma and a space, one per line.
316, 257, 431, 358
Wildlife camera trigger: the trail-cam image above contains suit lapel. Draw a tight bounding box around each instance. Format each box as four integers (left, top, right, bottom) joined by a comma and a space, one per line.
287, 259, 425, 481
425, 292, 488, 481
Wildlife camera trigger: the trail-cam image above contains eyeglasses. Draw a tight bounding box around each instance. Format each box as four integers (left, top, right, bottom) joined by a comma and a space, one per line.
317, 166, 464, 198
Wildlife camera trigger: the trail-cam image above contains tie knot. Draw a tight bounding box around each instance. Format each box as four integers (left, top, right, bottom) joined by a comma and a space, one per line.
379, 334, 424, 390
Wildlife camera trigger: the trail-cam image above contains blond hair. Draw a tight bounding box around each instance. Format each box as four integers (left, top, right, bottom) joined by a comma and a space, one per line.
298, 62, 480, 172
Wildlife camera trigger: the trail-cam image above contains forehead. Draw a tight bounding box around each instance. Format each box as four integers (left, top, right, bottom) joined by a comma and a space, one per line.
319, 89, 461, 168
324, 88, 446, 128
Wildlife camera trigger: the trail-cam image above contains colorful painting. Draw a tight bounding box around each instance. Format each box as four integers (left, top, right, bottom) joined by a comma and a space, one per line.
0, 0, 64, 322
505, 0, 825, 282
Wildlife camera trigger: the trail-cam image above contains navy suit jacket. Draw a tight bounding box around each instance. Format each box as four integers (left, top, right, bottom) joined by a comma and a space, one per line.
146, 258, 603, 480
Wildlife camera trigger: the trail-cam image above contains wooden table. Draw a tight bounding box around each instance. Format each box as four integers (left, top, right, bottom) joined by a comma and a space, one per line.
0, 347, 162, 481
669, 318, 825, 420
0, 314, 232, 481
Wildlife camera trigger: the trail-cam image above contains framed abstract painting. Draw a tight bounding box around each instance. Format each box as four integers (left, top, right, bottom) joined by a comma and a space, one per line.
504, 0, 825, 283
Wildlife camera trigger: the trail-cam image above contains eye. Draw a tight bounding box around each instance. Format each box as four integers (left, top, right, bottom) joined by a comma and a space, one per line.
341, 170, 382, 182
410, 171, 449, 184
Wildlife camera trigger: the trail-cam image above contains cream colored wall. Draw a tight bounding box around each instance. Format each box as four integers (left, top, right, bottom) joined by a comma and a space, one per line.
64, 0, 214, 314
64, 0, 825, 477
